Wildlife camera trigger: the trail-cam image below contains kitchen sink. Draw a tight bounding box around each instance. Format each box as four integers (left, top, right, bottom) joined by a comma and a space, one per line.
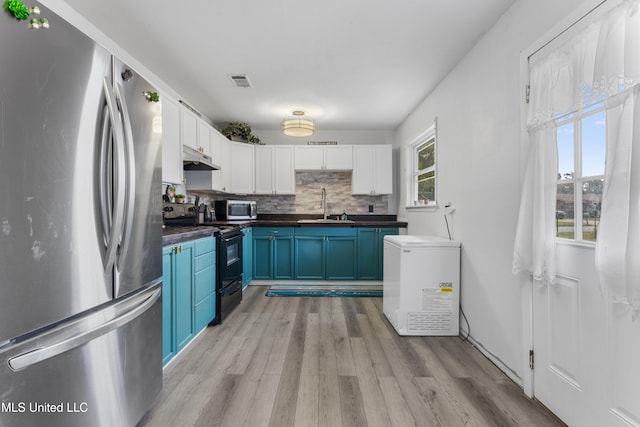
297, 219, 354, 224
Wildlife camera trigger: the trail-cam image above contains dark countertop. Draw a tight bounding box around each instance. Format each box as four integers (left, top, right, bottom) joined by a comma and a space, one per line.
252, 213, 407, 228
162, 226, 219, 246
162, 214, 407, 246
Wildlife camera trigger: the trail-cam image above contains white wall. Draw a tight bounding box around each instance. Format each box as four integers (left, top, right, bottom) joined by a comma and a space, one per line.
394, 0, 590, 382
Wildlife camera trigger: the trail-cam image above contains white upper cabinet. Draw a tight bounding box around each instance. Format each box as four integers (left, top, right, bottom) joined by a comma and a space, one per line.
217, 135, 230, 192
255, 146, 295, 195
197, 120, 212, 157
180, 105, 199, 151
254, 146, 274, 194
324, 145, 353, 170
351, 145, 392, 195
180, 104, 212, 156
161, 95, 183, 184
294, 145, 352, 171
274, 146, 296, 194
229, 141, 255, 194
209, 130, 224, 191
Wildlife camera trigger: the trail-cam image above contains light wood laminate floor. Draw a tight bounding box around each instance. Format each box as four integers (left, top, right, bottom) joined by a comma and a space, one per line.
139, 286, 563, 427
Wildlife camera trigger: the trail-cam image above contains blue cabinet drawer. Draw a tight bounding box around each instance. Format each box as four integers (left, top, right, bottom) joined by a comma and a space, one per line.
194, 264, 215, 303
295, 227, 356, 237
194, 236, 215, 256
194, 293, 216, 332
194, 251, 215, 273
253, 227, 295, 237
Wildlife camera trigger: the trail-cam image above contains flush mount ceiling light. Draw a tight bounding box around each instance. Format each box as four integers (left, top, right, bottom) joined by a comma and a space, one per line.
281, 111, 315, 137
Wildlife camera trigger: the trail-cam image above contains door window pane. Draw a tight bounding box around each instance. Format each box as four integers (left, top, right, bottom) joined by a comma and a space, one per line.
557, 122, 574, 180
582, 179, 602, 241
581, 110, 606, 177
557, 183, 575, 239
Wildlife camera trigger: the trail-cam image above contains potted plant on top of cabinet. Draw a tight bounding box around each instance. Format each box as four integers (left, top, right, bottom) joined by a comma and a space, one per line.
221, 121, 262, 144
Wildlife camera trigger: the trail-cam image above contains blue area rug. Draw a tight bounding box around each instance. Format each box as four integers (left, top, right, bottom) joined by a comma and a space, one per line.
265, 284, 382, 297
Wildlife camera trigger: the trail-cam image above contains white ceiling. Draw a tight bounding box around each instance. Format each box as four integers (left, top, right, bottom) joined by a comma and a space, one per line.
63, 0, 515, 131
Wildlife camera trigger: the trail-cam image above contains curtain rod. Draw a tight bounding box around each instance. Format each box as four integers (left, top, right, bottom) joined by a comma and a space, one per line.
528, 0, 609, 61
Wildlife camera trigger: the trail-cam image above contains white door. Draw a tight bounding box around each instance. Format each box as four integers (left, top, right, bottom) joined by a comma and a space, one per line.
529, 14, 640, 424
534, 247, 640, 427
533, 244, 603, 426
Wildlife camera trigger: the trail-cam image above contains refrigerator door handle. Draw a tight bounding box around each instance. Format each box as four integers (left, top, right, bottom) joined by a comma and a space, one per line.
6, 286, 161, 372
113, 81, 136, 285
101, 77, 127, 274
98, 106, 113, 237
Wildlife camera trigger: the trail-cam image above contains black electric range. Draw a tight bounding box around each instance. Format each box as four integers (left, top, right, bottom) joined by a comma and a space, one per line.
211, 225, 243, 325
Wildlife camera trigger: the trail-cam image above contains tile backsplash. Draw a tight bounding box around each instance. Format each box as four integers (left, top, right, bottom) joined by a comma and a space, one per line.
190, 171, 388, 215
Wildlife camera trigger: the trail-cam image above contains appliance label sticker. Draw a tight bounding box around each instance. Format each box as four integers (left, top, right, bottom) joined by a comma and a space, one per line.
421, 286, 453, 312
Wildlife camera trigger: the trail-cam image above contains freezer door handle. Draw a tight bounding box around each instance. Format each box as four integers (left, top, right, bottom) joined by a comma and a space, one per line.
6, 286, 161, 372
113, 81, 137, 287
100, 77, 127, 275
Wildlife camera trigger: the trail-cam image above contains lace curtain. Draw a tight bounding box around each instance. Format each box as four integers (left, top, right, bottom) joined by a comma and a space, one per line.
513, 0, 640, 316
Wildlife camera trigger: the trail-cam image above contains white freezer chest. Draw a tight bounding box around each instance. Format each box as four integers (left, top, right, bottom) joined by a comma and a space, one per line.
383, 235, 461, 336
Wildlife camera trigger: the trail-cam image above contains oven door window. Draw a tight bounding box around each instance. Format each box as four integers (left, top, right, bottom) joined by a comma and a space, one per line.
227, 242, 240, 266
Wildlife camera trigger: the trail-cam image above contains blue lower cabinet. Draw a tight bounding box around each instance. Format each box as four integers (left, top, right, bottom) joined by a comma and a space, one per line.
242, 228, 253, 287
294, 228, 357, 280
194, 293, 216, 332
357, 228, 398, 280
274, 236, 295, 279
162, 241, 195, 361
325, 236, 357, 280
193, 237, 216, 333
162, 247, 175, 365
174, 242, 195, 352
253, 226, 400, 283
253, 235, 273, 279
295, 236, 324, 279
253, 228, 295, 280
162, 236, 216, 366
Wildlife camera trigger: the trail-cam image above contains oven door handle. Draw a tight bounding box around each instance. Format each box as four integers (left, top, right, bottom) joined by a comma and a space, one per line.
221, 235, 242, 243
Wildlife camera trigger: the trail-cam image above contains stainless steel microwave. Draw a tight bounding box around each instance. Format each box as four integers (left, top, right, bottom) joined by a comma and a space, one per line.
214, 200, 257, 220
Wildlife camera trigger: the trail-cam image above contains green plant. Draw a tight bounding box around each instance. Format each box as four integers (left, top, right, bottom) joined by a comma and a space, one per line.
143, 91, 159, 102
221, 121, 262, 144
174, 194, 185, 199
4, 0, 30, 20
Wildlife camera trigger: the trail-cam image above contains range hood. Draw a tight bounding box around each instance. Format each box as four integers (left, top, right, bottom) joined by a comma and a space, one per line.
183, 146, 220, 170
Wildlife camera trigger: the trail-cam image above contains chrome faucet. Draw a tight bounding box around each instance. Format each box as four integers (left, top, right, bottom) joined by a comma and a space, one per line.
321, 187, 327, 220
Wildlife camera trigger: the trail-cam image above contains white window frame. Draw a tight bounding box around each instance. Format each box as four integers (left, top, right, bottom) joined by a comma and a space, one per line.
555, 104, 605, 244
406, 120, 437, 210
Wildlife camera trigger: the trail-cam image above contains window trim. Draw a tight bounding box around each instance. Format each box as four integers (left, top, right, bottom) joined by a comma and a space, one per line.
405, 120, 437, 210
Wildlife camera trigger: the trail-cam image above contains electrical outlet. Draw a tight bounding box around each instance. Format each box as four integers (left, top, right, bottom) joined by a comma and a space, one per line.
445, 203, 456, 215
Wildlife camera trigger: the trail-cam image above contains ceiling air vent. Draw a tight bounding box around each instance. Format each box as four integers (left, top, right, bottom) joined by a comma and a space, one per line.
229, 74, 252, 88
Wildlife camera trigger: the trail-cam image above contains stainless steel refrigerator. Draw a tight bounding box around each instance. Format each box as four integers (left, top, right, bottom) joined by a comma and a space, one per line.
0, 4, 163, 426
